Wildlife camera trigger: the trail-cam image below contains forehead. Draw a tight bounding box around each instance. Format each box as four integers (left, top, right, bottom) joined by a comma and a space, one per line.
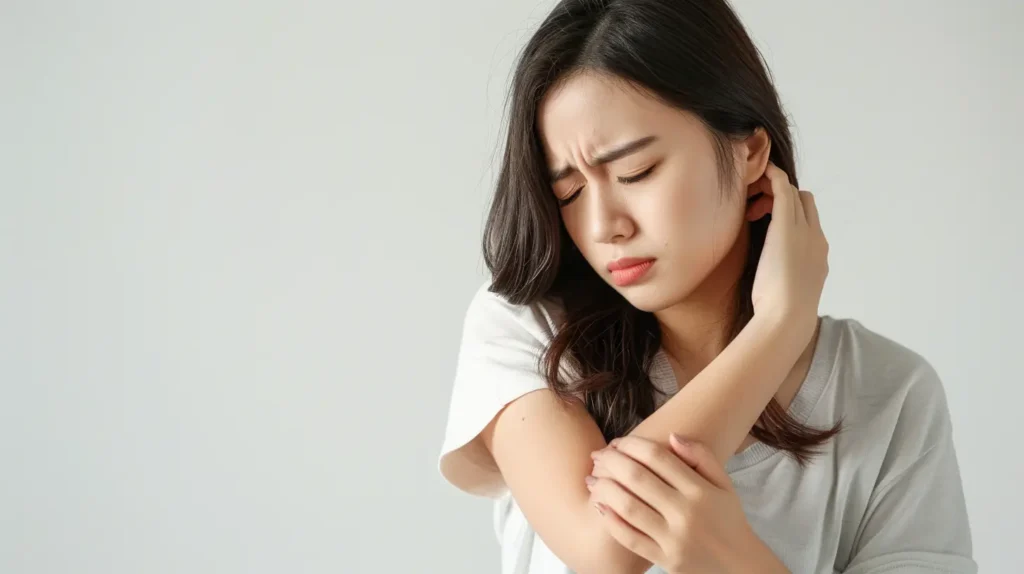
537, 71, 669, 159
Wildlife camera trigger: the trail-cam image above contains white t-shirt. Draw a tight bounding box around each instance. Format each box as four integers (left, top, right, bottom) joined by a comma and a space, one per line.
438, 282, 977, 574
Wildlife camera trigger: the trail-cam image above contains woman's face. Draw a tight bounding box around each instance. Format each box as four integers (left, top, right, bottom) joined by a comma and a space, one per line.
537, 70, 767, 312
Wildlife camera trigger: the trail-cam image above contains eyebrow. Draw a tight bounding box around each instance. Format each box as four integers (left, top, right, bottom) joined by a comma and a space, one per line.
549, 135, 658, 183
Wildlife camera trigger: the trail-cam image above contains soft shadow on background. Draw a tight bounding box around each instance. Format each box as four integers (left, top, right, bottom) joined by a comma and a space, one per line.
1, 0, 1021, 572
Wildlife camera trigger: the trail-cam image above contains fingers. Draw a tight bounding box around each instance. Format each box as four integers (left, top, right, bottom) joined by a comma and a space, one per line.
587, 473, 665, 541
799, 190, 829, 273
762, 162, 805, 225
600, 436, 704, 499
668, 434, 734, 493
592, 501, 663, 565
591, 444, 683, 511
800, 190, 821, 230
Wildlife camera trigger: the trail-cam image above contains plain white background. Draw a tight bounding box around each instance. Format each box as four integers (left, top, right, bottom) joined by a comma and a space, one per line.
1, 0, 1020, 572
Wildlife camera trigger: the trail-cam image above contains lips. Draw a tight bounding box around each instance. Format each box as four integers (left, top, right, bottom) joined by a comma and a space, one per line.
607, 257, 656, 272
607, 257, 656, 287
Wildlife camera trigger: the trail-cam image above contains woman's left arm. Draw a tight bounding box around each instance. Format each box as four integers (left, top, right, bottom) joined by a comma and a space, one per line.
586, 433, 789, 574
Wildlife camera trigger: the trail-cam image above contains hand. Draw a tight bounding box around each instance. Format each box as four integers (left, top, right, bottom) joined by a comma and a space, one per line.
746, 162, 828, 338
586, 434, 778, 574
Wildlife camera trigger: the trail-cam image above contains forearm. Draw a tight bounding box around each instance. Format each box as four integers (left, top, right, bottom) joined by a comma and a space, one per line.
484, 312, 806, 574
627, 312, 810, 466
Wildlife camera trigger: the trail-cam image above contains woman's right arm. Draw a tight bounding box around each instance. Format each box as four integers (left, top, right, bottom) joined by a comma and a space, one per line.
482, 311, 811, 574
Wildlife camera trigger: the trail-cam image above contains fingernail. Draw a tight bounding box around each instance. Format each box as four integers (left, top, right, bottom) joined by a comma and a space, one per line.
671, 433, 691, 446
584, 475, 596, 486
593, 502, 605, 515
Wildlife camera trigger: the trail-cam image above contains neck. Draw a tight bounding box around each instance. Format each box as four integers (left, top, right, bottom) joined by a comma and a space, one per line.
654, 224, 750, 381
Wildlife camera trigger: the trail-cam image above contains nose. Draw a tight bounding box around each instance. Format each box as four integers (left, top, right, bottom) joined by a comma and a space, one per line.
587, 182, 635, 245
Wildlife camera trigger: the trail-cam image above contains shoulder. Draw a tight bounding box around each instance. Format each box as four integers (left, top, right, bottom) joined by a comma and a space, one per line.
828, 316, 954, 454
832, 317, 949, 410
823, 321, 974, 572
461, 280, 566, 344
438, 281, 569, 497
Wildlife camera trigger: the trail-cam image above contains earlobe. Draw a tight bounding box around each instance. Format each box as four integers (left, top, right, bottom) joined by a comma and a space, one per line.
745, 190, 773, 221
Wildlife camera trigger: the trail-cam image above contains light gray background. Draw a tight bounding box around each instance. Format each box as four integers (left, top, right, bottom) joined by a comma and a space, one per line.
1, 0, 1020, 572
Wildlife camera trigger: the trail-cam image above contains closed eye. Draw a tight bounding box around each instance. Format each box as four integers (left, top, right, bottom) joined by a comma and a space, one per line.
618, 164, 656, 184
557, 164, 658, 208
557, 188, 582, 208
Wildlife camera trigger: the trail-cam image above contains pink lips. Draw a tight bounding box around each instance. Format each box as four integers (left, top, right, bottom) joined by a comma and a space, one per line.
607, 257, 656, 287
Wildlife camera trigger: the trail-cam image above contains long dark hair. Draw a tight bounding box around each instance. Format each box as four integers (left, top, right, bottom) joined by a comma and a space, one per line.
483, 0, 840, 465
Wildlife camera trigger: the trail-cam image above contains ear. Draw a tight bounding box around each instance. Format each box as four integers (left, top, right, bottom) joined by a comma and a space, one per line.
737, 127, 771, 187
737, 128, 772, 221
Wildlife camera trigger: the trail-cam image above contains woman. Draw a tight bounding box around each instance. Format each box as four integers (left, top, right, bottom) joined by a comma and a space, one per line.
438, 0, 975, 572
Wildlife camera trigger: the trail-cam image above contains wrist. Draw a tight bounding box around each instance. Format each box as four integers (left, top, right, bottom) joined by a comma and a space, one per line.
748, 309, 815, 353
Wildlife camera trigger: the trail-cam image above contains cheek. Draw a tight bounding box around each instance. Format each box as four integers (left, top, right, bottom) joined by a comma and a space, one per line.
560, 213, 586, 250
649, 182, 711, 233
560, 214, 596, 262
653, 185, 745, 255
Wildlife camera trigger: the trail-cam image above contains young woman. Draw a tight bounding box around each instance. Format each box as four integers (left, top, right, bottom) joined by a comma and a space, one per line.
438, 1, 976, 573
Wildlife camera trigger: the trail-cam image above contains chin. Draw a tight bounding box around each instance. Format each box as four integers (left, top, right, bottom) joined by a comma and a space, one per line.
616, 282, 686, 313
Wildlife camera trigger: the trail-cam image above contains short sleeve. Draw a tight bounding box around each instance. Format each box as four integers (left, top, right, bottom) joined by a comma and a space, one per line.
843, 364, 977, 574
437, 282, 561, 498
